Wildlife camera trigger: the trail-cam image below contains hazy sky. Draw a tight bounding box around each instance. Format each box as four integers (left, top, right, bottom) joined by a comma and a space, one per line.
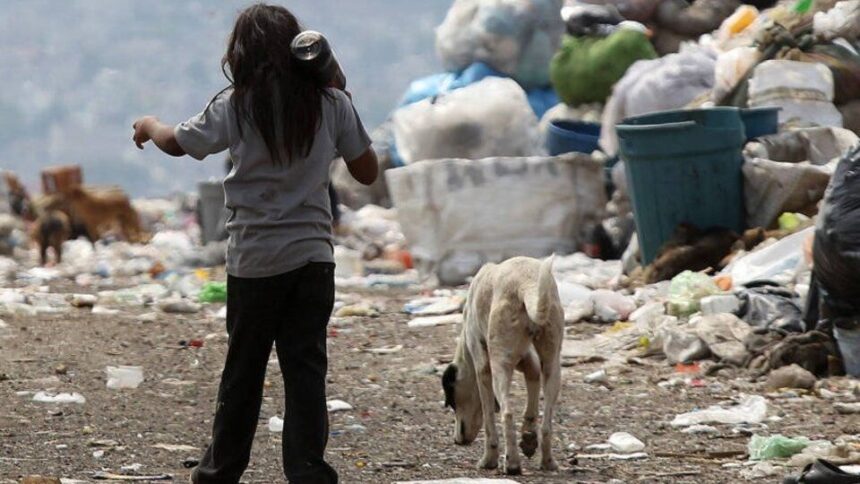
1, 1, 450, 196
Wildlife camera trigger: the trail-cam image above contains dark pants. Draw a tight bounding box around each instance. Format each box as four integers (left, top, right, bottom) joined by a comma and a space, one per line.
193, 262, 338, 484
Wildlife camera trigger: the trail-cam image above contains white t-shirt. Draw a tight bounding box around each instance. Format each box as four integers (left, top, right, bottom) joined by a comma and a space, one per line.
175, 88, 371, 278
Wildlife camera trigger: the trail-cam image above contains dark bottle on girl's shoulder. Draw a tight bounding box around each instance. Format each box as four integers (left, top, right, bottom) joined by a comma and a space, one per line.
290, 31, 347, 90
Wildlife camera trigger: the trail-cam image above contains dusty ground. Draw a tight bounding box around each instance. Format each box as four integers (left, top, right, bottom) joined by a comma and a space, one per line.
1, 275, 858, 483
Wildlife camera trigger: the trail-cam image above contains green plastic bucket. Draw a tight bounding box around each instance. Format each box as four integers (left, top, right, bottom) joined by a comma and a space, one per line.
617, 108, 746, 264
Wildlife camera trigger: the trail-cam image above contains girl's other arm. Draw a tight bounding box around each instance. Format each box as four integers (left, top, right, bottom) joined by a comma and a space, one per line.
132, 116, 186, 157
345, 148, 378, 186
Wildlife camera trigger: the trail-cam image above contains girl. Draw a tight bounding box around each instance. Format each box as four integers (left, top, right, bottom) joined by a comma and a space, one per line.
132, 4, 377, 483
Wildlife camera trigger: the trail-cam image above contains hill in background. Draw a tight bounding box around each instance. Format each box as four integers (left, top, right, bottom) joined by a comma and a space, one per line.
1, 0, 450, 196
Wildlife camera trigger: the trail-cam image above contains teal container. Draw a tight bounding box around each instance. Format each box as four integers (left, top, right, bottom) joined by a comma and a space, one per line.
617, 108, 746, 264
741, 107, 780, 140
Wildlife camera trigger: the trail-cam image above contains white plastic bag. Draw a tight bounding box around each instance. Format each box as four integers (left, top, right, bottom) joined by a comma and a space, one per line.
435, 0, 565, 89
724, 227, 814, 287
748, 60, 843, 128
386, 153, 606, 285
671, 395, 768, 427
106, 365, 144, 390
814, 0, 860, 41
713, 47, 761, 101
392, 78, 542, 164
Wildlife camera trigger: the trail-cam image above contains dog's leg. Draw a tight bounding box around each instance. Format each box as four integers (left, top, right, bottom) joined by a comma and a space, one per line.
473, 353, 500, 470
491, 359, 520, 475
517, 348, 541, 459
537, 346, 561, 472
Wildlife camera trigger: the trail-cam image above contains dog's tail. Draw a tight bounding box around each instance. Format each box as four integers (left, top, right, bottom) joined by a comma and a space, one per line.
523, 255, 556, 326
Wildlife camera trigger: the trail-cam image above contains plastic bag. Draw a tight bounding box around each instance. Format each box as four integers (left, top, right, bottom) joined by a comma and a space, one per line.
748, 60, 843, 128
198, 282, 227, 304
737, 284, 805, 332
748, 434, 810, 460
726, 227, 813, 287
671, 395, 767, 427
667, 271, 722, 317
599, 45, 717, 155
713, 47, 761, 102
550, 28, 657, 106
812, 144, 860, 321
392, 77, 542, 165
717, 5, 759, 41
813, 0, 860, 41
436, 0, 565, 90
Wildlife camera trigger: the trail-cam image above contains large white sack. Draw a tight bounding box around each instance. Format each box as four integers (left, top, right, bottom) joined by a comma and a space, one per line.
743, 127, 859, 228
392, 77, 542, 165
386, 153, 606, 285
748, 60, 843, 128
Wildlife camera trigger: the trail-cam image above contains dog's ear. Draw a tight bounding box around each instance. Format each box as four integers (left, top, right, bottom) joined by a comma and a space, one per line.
442, 364, 457, 410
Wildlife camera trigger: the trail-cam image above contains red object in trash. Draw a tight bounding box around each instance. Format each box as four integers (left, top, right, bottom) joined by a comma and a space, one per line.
675, 362, 701, 374
386, 249, 413, 269
188, 339, 204, 348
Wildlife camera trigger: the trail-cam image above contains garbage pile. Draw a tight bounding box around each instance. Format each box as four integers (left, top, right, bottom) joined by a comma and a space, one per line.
335, 0, 860, 392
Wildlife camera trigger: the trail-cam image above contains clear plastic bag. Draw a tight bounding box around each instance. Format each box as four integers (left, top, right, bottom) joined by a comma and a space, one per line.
392, 77, 542, 164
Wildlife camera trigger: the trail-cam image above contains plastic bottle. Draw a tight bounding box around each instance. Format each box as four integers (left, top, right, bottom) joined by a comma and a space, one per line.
291, 31, 346, 89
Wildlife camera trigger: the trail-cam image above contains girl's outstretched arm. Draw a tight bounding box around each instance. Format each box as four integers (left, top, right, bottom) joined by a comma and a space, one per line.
132, 116, 186, 157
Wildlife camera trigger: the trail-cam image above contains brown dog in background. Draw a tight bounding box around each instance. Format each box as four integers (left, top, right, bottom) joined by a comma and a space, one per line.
31, 210, 71, 266
64, 186, 147, 243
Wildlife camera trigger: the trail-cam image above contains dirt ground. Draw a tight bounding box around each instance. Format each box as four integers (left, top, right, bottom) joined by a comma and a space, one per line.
1, 275, 858, 484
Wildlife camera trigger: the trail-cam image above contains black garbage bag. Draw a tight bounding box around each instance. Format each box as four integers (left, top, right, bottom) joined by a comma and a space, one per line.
810, 144, 860, 332
737, 283, 805, 333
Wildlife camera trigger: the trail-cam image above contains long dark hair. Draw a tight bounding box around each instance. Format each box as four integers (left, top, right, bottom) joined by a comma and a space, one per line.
222, 3, 330, 165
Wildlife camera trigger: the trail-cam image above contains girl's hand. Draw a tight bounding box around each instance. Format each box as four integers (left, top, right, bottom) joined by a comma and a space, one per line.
132, 116, 157, 149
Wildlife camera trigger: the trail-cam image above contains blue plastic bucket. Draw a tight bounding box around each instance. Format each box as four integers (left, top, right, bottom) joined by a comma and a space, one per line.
547, 120, 601, 156
616, 107, 747, 264
741, 107, 780, 140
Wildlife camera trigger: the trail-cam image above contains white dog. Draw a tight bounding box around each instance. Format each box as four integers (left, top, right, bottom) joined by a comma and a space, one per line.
442, 256, 563, 474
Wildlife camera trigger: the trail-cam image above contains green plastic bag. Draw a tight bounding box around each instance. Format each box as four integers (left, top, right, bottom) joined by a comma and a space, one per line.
748, 434, 810, 460
667, 271, 722, 317
550, 29, 657, 106
199, 282, 227, 303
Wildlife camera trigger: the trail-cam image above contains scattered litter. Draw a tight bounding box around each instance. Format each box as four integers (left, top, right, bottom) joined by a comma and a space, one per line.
198, 281, 227, 303
681, 425, 719, 435
268, 416, 284, 433
151, 443, 198, 452
335, 304, 379, 318
671, 395, 767, 427
92, 306, 121, 316
158, 299, 201, 314
364, 345, 404, 355
327, 399, 353, 412
403, 296, 464, 316
32, 392, 86, 405
106, 366, 144, 390
92, 472, 172, 481
584, 369, 608, 384
834, 403, 860, 415
394, 480, 520, 484
69, 294, 97, 308
407, 314, 463, 328
608, 432, 646, 454
748, 434, 810, 460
